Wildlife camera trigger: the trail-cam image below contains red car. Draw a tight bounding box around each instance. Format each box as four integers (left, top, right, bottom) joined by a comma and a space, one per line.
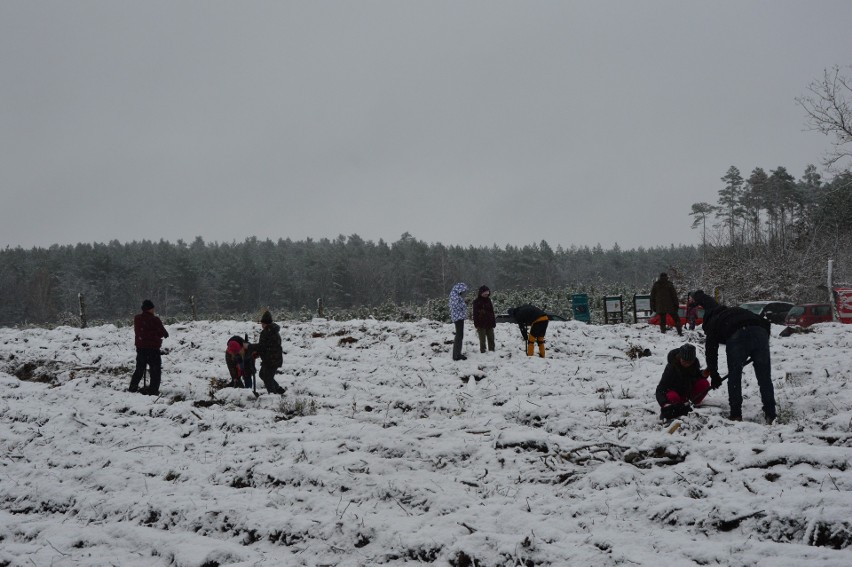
649, 304, 704, 327
784, 303, 833, 328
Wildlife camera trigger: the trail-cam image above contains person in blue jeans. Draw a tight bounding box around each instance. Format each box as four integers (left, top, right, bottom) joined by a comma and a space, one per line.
690, 290, 776, 424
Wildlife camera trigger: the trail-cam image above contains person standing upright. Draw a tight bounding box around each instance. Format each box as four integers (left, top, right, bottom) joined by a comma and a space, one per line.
253, 310, 286, 394
129, 299, 169, 395
650, 272, 682, 335
685, 295, 700, 331
472, 285, 496, 353
449, 283, 469, 361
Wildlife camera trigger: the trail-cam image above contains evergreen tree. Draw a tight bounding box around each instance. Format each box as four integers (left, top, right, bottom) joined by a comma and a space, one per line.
716, 166, 745, 246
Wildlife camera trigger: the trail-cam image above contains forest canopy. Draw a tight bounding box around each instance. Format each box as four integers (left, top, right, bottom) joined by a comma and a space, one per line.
3, 154, 851, 331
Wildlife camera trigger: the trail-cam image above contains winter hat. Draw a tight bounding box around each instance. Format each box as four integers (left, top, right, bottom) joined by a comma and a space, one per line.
141, 299, 155, 311
659, 272, 668, 280
689, 290, 718, 310
260, 310, 273, 324
478, 285, 491, 296
226, 339, 243, 355
678, 343, 696, 363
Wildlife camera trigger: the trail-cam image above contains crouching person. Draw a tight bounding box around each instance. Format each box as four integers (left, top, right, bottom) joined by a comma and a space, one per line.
225, 336, 253, 389
252, 310, 286, 394
507, 304, 549, 358
656, 343, 710, 420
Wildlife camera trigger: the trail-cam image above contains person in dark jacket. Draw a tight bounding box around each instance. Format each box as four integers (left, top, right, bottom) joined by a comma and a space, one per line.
650, 272, 682, 335
472, 285, 496, 353
129, 299, 169, 395
251, 310, 286, 394
690, 290, 776, 424
656, 344, 710, 419
225, 335, 253, 389
507, 304, 549, 358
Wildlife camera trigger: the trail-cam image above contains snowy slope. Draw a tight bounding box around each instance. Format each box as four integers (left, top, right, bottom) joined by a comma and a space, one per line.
1, 319, 851, 566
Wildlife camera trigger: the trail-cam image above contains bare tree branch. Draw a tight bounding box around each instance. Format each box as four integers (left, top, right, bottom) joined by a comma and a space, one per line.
796, 65, 852, 169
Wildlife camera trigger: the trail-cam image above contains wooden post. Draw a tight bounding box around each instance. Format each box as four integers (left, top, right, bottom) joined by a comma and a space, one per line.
190, 295, 198, 321
78, 293, 87, 329
317, 297, 324, 318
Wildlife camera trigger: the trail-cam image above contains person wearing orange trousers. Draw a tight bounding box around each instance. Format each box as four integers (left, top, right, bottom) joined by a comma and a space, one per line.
507, 304, 549, 358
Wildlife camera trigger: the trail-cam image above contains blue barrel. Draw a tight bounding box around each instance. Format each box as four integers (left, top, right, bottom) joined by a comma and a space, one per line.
571, 293, 591, 323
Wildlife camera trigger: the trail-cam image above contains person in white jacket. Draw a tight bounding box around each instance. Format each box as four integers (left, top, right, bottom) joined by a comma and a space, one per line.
448, 283, 468, 361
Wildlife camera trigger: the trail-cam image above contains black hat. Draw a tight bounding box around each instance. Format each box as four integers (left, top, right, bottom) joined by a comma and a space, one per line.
260, 310, 273, 324
678, 343, 696, 363
141, 299, 155, 311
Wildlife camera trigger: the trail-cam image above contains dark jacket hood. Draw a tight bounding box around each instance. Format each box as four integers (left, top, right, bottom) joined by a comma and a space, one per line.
691, 290, 720, 325
690, 290, 719, 310
477, 285, 491, 297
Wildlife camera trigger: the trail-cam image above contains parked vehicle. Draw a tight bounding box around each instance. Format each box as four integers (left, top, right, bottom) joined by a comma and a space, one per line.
648, 304, 704, 327
784, 303, 833, 328
738, 301, 794, 325
834, 287, 852, 324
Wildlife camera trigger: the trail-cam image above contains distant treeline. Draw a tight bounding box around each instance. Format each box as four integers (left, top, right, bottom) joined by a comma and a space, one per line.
3, 165, 850, 327
0, 234, 701, 326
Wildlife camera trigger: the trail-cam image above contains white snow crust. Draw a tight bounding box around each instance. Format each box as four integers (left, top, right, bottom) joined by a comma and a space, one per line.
1, 319, 850, 566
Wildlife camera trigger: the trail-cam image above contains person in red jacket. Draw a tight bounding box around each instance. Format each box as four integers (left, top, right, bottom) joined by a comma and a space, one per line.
129, 299, 169, 395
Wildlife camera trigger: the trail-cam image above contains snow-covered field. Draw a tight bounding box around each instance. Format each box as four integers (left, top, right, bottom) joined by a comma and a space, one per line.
1, 318, 851, 566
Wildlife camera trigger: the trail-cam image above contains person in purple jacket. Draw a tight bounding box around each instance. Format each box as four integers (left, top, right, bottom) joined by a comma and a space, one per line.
472, 285, 496, 353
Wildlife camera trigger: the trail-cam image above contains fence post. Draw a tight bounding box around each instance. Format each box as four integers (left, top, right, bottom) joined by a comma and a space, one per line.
317, 297, 324, 318
190, 295, 198, 321
78, 293, 87, 329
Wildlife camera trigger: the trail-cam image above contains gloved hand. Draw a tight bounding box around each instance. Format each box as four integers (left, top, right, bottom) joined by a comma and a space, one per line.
710, 371, 723, 390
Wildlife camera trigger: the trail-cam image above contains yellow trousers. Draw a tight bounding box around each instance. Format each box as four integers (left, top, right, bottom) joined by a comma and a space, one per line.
526, 315, 548, 358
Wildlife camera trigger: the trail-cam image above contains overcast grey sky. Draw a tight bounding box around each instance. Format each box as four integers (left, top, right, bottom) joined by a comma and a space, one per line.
2, 1, 850, 251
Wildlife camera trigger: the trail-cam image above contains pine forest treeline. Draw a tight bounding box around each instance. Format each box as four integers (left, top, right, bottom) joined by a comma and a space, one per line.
0, 234, 699, 326
1, 165, 850, 328
691, 165, 852, 303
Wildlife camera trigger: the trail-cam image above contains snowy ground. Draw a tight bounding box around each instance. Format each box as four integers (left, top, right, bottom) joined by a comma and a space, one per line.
1, 318, 851, 567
